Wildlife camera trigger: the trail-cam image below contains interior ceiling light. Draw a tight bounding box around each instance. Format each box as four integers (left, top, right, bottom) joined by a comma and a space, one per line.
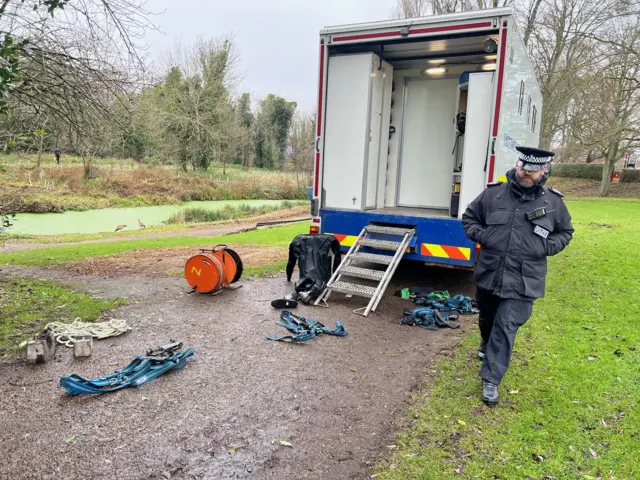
482, 63, 497, 71
483, 37, 498, 53
427, 58, 446, 64
425, 67, 447, 75
485, 54, 497, 61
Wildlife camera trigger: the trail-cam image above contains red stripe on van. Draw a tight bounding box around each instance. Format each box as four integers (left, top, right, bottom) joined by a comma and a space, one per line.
488, 26, 508, 182
333, 31, 402, 42
409, 21, 492, 35
314, 44, 326, 197
332, 21, 493, 43
316, 45, 325, 137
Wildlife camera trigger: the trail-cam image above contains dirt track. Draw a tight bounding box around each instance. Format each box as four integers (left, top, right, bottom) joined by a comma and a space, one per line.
0, 263, 476, 479
56, 244, 287, 277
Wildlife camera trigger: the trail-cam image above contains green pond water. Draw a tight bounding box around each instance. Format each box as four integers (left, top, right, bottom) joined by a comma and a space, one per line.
10, 200, 287, 236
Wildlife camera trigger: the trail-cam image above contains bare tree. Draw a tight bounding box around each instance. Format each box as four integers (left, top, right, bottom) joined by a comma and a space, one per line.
0, 186, 25, 233
391, 0, 510, 17
567, 17, 640, 195
1, 0, 156, 176
160, 36, 241, 172
288, 111, 315, 187
391, 0, 430, 18
524, 0, 628, 150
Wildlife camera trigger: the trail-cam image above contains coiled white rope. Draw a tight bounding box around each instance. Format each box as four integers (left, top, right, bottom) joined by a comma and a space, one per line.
45, 318, 131, 347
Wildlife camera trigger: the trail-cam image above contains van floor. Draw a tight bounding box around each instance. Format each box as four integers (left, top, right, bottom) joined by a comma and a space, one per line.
370, 206, 453, 218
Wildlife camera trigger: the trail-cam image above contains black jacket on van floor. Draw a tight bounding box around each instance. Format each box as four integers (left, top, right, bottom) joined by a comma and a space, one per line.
462, 169, 574, 300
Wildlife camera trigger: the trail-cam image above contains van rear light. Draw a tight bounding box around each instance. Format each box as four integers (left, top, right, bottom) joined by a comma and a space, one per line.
310, 225, 320, 235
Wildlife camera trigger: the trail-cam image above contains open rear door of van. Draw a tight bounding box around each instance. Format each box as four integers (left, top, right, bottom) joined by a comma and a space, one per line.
323, 53, 390, 210
458, 72, 494, 216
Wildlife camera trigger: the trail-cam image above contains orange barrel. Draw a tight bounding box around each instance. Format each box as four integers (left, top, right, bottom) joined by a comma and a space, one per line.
184, 253, 224, 293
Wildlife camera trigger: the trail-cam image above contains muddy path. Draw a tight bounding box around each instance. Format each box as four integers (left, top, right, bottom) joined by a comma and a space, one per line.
0, 263, 476, 479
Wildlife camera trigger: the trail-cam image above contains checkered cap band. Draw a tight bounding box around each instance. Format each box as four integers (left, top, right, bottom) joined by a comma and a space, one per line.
517, 151, 550, 164
516, 160, 545, 172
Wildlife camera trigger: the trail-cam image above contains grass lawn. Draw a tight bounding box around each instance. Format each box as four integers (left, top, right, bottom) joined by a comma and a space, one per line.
0, 222, 310, 266
0, 153, 140, 168
376, 199, 640, 480
0, 279, 124, 357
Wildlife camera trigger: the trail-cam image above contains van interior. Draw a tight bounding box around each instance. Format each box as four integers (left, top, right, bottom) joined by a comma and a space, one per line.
322, 31, 500, 219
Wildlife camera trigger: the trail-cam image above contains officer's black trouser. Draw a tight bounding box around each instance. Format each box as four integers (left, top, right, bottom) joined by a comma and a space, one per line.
476, 287, 533, 385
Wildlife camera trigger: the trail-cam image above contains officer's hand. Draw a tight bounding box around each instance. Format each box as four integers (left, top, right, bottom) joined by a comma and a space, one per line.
478, 228, 489, 246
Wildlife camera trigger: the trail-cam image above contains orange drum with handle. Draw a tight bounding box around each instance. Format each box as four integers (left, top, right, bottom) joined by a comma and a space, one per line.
214, 249, 236, 287
184, 253, 224, 293
184, 245, 243, 293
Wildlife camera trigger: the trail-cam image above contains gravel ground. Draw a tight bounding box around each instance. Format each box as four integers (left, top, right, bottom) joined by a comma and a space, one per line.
0, 263, 476, 480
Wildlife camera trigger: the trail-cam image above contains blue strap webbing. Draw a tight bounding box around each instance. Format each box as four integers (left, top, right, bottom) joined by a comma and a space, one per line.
59, 348, 196, 395
267, 311, 346, 343
416, 293, 477, 313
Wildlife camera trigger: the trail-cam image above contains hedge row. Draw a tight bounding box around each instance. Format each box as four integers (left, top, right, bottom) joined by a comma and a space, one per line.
621, 168, 640, 183
552, 163, 640, 183
552, 163, 603, 180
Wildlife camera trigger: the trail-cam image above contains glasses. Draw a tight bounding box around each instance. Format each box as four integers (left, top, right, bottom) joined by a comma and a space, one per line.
516, 160, 544, 172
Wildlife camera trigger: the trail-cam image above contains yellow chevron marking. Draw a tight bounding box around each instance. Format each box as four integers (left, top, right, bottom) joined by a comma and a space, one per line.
423, 243, 448, 258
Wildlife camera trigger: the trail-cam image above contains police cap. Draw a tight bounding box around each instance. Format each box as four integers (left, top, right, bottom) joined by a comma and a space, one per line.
515, 146, 555, 172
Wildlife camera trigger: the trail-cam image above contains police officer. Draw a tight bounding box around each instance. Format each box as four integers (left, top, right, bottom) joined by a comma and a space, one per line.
462, 146, 574, 404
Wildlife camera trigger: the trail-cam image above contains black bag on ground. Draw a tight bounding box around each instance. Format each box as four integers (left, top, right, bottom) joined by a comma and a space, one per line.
294, 277, 326, 304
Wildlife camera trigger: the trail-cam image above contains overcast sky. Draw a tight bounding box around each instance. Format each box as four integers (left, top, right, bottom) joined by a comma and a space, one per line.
144, 0, 396, 111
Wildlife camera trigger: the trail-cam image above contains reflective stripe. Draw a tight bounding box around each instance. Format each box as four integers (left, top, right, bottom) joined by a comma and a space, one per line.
422, 243, 471, 261
330, 234, 471, 261
330, 233, 358, 247
423, 243, 448, 258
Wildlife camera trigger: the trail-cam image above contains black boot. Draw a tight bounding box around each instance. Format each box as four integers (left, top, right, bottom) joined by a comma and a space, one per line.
477, 340, 487, 360
271, 298, 298, 309
482, 380, 499, 404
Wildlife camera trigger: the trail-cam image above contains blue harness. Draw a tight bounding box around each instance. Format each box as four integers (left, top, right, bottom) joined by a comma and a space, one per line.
415, 293, 478, 313
59, 345, 196, 395
401, 307, 440, 330
267, 311, 347, 343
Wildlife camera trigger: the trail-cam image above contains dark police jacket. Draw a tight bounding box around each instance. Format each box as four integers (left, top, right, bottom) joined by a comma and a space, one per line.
462, 169, 574, 300
286, 234, 341, 283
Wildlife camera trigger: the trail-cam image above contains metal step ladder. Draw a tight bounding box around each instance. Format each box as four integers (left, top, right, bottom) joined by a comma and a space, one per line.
315, 224, 415, 316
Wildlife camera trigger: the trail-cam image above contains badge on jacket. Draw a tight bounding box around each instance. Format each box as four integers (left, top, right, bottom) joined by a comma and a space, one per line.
534, 225, 549, 238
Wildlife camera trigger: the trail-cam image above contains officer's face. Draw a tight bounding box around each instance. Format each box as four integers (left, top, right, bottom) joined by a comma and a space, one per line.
515, 164, 547, 187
